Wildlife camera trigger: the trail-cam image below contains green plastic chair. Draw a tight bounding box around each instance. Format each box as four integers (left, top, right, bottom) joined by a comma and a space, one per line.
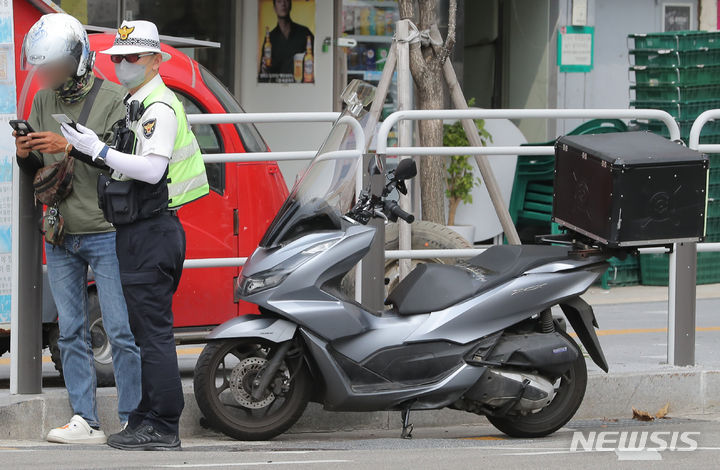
508, 119, 629, 233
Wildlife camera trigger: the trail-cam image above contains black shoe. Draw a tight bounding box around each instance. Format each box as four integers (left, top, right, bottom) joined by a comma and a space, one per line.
116, 423, 135, 438
107, 424, 181, 451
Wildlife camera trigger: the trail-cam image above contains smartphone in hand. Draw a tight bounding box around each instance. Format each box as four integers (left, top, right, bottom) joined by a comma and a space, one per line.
51, 113, 78, 130
9, 119, 35, 137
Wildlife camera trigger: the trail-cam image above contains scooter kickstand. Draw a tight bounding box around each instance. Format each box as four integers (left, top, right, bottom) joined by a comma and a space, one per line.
400, 409, 413, 439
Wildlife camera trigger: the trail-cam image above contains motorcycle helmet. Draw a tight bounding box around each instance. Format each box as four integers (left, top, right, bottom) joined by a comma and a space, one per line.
21, 13, 94, 79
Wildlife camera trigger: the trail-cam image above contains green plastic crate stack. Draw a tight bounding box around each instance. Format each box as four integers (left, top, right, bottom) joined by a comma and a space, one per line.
601, 256, 641, 289
629, 30, 720, 145
629, 31, 720, 285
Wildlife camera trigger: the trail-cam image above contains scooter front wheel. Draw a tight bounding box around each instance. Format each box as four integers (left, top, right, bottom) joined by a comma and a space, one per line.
193, 339, 312, 441
486, 331, 588, 438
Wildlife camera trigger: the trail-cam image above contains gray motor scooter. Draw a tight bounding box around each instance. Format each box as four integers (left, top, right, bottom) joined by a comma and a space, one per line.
193, 82, 613, 441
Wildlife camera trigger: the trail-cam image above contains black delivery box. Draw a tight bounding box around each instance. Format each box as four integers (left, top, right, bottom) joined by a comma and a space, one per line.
553, 131, 708, 247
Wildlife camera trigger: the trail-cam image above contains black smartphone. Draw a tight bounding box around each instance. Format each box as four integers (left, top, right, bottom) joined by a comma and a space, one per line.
9, 119, 35, 137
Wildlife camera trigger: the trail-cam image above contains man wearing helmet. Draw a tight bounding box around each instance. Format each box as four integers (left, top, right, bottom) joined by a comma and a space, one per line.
13, 14, 141, 444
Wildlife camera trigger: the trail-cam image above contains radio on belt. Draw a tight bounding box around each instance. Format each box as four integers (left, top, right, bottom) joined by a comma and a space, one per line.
553, 131, 709, 247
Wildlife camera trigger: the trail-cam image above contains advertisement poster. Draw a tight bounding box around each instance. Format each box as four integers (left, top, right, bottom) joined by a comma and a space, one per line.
0, 0, 13, 324
257, 0, 315, 84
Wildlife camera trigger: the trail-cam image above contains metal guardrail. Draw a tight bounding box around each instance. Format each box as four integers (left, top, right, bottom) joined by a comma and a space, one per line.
185, 108, 685, 269
690, 109, 720, 152
185, 112, 366, 301
376, 108, 682, 153
183, 111, 341, 269
185, 108, 717, 369
188, 112, 340, 164
11, 108, 719, 395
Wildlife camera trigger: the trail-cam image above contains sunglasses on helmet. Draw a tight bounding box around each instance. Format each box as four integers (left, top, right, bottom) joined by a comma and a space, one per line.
110, 52, 156, 64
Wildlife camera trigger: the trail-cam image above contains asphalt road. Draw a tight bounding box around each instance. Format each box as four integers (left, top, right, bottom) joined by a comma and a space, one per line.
0, 413, 719, 469
2, 297, 719, 385
1, 295, 720, 468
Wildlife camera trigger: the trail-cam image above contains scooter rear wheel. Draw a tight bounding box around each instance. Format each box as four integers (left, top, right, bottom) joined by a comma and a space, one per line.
486, 331, 588, 438
193, 339, 312, 441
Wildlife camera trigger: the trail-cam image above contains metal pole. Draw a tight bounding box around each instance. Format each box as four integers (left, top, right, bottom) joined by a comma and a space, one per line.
668, 242, 697, 366
396, 19, 413, 280
360, 44, 397, 309
10, 167, 43, 394
442, 59, 521, 245
187, 112, 341, 125
667, 118, 713, 368
362, 155, 387, 312
365, 44, 397, 149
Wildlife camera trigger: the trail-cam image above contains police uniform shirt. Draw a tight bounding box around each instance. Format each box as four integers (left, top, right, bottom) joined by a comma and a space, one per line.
125, 74, 177, 164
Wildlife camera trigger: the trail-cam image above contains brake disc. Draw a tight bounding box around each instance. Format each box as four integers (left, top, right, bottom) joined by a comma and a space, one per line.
228, 357, 276, 409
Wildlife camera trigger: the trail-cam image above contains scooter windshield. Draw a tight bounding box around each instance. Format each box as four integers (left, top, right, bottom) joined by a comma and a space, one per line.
259, 111, 368, 248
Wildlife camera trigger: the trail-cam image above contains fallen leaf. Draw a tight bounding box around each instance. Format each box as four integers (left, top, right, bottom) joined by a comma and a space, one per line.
656, 402, 670, 419
632, 407, 655, 421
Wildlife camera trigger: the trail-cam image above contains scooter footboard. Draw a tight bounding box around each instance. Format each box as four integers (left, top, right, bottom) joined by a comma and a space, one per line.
300, 329, 486, 411
206, 315, 297, 343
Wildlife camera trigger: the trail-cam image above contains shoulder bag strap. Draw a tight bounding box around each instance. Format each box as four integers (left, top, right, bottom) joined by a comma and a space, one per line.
77, 77, 104, 126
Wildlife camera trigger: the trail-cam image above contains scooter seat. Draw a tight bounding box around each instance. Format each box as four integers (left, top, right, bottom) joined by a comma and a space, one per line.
385, 245, 570, 316
466, 245, 571, 280
385, 263, 484, 315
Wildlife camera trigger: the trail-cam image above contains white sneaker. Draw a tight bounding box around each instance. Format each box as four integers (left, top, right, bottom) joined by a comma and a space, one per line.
46, 415, 107, 444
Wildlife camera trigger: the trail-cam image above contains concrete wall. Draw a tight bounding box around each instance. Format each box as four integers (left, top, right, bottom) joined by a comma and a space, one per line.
499, 0, 705, 141
462, 0, 500, 109
502, 0, 558, 142
699, 0, 718, 30
555, 0, 698, 136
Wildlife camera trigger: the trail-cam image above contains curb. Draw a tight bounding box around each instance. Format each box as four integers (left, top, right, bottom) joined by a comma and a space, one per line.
1, 369, 718, 440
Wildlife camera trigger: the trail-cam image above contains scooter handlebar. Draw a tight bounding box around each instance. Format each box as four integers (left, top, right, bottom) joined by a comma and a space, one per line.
385, 200, 415, 224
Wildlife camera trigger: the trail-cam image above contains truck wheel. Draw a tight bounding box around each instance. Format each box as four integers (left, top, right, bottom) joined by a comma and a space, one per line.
47, 289, 116, 387
0, 337, 8, 356
194, 339, 312, 441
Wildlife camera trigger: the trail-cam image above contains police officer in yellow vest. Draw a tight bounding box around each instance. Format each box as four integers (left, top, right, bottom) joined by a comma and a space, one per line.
62, 20, 208, 451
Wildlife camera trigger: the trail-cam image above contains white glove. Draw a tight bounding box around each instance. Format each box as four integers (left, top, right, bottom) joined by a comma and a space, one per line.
60, 122, 106, 159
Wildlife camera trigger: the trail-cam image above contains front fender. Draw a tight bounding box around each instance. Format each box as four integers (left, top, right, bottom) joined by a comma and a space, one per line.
206, 315, 297, 343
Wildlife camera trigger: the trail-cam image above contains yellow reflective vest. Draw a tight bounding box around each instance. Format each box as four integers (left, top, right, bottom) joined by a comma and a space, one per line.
129, 82, 209, 208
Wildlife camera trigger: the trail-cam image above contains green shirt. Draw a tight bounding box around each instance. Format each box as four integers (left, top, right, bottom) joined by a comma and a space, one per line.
28, 78, 126, 234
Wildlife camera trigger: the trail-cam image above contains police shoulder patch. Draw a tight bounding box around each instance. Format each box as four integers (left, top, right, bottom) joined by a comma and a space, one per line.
142, 118, 157, 138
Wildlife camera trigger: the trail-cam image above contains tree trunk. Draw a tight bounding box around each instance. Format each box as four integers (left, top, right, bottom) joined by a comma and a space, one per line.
447, 197, 461, 226
398, 0, 456, 226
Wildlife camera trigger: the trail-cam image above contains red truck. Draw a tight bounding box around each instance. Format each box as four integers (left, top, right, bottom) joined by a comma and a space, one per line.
8, 2, 289, 385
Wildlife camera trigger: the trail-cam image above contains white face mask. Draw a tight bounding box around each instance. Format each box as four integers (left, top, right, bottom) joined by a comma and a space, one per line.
115, 60, 147, 89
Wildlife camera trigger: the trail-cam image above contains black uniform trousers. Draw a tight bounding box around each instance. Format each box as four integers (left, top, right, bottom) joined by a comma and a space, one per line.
115, 212, 186, 435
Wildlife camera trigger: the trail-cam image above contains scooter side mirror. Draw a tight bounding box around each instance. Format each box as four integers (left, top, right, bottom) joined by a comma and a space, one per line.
394, 159, 417, 181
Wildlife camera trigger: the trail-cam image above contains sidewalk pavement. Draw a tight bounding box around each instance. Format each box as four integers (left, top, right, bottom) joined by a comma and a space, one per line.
0, 284, 719, 441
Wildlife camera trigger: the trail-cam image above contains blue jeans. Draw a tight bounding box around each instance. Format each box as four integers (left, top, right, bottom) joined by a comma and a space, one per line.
45, 232, 141, 427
